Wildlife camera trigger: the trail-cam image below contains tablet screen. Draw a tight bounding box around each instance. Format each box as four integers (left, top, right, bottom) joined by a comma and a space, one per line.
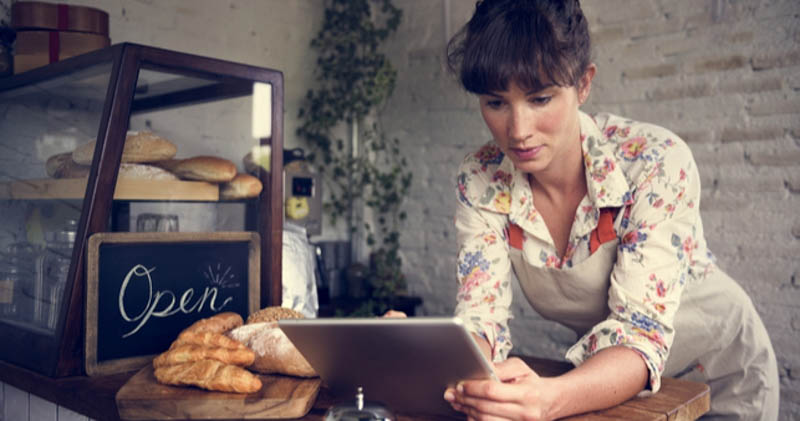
278, 316, 496, 415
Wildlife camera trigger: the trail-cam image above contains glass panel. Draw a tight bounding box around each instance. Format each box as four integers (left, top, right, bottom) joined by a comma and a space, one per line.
0, 62, 113, 334
109, 67, 266, 234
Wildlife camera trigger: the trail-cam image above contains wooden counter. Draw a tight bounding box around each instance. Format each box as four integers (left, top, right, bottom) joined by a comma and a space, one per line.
0, 356, 709, 420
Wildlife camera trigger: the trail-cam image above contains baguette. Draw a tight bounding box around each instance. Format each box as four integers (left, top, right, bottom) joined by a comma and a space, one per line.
170, 156, 237, 183
154, 360, 262, 394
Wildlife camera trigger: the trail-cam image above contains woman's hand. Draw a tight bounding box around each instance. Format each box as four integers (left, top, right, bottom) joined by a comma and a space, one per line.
443, 357, 556, 421
382, 310, 407, 318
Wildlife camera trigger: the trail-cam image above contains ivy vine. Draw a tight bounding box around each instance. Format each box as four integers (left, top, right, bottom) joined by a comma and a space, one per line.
297, 0, 412, 316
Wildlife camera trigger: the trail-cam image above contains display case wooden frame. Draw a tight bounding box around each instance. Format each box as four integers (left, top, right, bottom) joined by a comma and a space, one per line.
0, 43, 284, 377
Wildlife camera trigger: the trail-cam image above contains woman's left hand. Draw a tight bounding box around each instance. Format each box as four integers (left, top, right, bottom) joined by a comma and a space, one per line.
443, 357, 555, 421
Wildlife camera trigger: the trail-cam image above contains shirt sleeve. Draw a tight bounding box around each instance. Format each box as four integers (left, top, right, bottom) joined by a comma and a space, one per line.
453, 162, 515, 362
566, 135, 702, 394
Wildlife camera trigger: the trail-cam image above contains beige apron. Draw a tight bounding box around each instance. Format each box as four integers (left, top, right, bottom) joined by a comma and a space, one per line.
507, 218, 779, 421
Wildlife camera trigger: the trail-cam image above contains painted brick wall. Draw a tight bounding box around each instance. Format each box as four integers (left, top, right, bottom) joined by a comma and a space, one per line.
1, 0, 796, 419
382, 0, 800, 418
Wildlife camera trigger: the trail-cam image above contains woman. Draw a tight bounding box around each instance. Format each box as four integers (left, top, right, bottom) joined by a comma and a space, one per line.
441, 0, 779, 419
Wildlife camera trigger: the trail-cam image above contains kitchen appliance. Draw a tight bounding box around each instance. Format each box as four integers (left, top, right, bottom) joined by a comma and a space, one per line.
283, 148, 322, 236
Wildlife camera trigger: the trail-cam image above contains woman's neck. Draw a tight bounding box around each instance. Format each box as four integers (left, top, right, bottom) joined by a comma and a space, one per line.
529, 127, 586, 204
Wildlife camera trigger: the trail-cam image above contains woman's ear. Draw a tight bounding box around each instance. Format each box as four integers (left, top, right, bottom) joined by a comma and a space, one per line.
578, 63, 597, 105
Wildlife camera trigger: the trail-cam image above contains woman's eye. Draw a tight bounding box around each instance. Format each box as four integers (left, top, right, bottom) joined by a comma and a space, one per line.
531, 96, 551, 105
486, 100, 504, 109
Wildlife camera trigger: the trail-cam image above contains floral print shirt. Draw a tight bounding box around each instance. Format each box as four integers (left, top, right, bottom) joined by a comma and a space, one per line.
454, 111, 715, 393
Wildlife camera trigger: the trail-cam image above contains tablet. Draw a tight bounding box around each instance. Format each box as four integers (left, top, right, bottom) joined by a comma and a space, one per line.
277, 316, 497, 415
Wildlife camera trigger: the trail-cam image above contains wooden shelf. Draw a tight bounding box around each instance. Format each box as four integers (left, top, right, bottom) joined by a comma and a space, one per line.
0, 178, 220, 201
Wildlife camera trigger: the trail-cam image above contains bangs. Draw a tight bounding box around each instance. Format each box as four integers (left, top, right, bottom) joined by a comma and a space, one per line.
455, 6, 577, 94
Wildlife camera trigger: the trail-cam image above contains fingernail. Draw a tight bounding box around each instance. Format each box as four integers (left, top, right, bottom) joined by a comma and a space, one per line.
456, 382, 464, 393
444, 390, 454, 401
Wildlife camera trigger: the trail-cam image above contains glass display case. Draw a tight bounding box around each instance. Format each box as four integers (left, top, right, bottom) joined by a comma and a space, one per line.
0, 43, 284, 376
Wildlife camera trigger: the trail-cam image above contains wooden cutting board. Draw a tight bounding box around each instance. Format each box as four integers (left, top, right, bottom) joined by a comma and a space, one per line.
116, 365, 322, 420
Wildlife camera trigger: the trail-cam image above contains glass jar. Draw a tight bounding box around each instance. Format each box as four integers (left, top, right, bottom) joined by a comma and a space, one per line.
39, 219, 77, 331
0, 264, 21, 320
4, 241, 42, 326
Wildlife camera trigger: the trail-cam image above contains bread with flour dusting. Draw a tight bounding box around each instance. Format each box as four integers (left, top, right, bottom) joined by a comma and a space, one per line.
227, 307, 317, 378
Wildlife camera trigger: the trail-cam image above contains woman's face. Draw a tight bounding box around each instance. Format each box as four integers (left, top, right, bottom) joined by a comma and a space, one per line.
478, 69, 593, 176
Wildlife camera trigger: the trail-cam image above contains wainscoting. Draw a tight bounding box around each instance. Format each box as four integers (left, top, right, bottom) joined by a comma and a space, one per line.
0, 381, 95, 421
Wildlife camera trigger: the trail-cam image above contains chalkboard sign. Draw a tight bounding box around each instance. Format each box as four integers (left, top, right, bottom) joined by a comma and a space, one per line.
85, 232, 260, 376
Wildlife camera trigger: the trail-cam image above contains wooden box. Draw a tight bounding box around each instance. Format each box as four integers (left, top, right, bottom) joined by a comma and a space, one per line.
13, 30, 110, 73
11, 1, 109, 35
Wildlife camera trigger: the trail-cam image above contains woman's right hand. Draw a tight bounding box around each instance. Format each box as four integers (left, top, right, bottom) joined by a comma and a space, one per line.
444, 357, 556, 421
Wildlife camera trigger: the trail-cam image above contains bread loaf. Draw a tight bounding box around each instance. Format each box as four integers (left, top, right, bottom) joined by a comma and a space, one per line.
247, 306, 304, 324
72, 131, 177, 165
226, 307, 317, 378
118, 163, 179, 180
220, 173, 263, 200
170, 156, 237, 183
46, 152, 91, 178
154, 359, 262, 394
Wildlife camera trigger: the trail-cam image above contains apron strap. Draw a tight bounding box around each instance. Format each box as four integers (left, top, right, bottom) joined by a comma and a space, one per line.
508, 207, 622, 252
589, 207, 620, 254
508, 223, 524, 250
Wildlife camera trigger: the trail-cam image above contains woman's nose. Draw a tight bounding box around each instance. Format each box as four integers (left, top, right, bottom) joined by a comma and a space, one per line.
507, 106, 533, 142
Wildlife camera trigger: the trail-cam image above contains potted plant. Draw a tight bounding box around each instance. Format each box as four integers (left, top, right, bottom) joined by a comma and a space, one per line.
297, 0, 413, 316
0, 0, 15, 77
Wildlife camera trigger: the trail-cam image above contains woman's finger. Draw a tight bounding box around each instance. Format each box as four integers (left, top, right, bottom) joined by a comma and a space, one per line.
454, 389, 524, 420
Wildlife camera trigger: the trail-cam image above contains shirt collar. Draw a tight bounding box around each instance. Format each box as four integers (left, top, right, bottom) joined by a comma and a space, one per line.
579, 111, 633, 209
470, 111, 633, 217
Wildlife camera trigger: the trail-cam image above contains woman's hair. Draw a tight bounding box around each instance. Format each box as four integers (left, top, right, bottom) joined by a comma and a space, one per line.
447, 0, 591, 94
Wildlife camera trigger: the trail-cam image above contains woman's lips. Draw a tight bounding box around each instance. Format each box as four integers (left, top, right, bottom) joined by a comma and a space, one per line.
511, 145, 542, 160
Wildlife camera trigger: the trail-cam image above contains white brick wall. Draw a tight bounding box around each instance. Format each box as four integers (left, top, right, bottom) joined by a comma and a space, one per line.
383, 0, 800, 418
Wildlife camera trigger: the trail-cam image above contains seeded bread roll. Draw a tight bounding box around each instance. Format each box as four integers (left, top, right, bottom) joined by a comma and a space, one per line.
72, 131, 177, 165
220, 173, 263, 200
246, 306, 304, 324
170, 156, 237, 183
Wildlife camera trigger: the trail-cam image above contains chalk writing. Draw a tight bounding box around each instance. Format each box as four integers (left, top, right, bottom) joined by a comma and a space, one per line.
118, 264, 233, 338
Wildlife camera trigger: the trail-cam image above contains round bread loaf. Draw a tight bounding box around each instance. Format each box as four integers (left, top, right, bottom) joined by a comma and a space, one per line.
171, 156, 237, 183
72, 131, 177, 165
246, 306, 304, 324
46, 152, 91, 178
220, 173, 263, 200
